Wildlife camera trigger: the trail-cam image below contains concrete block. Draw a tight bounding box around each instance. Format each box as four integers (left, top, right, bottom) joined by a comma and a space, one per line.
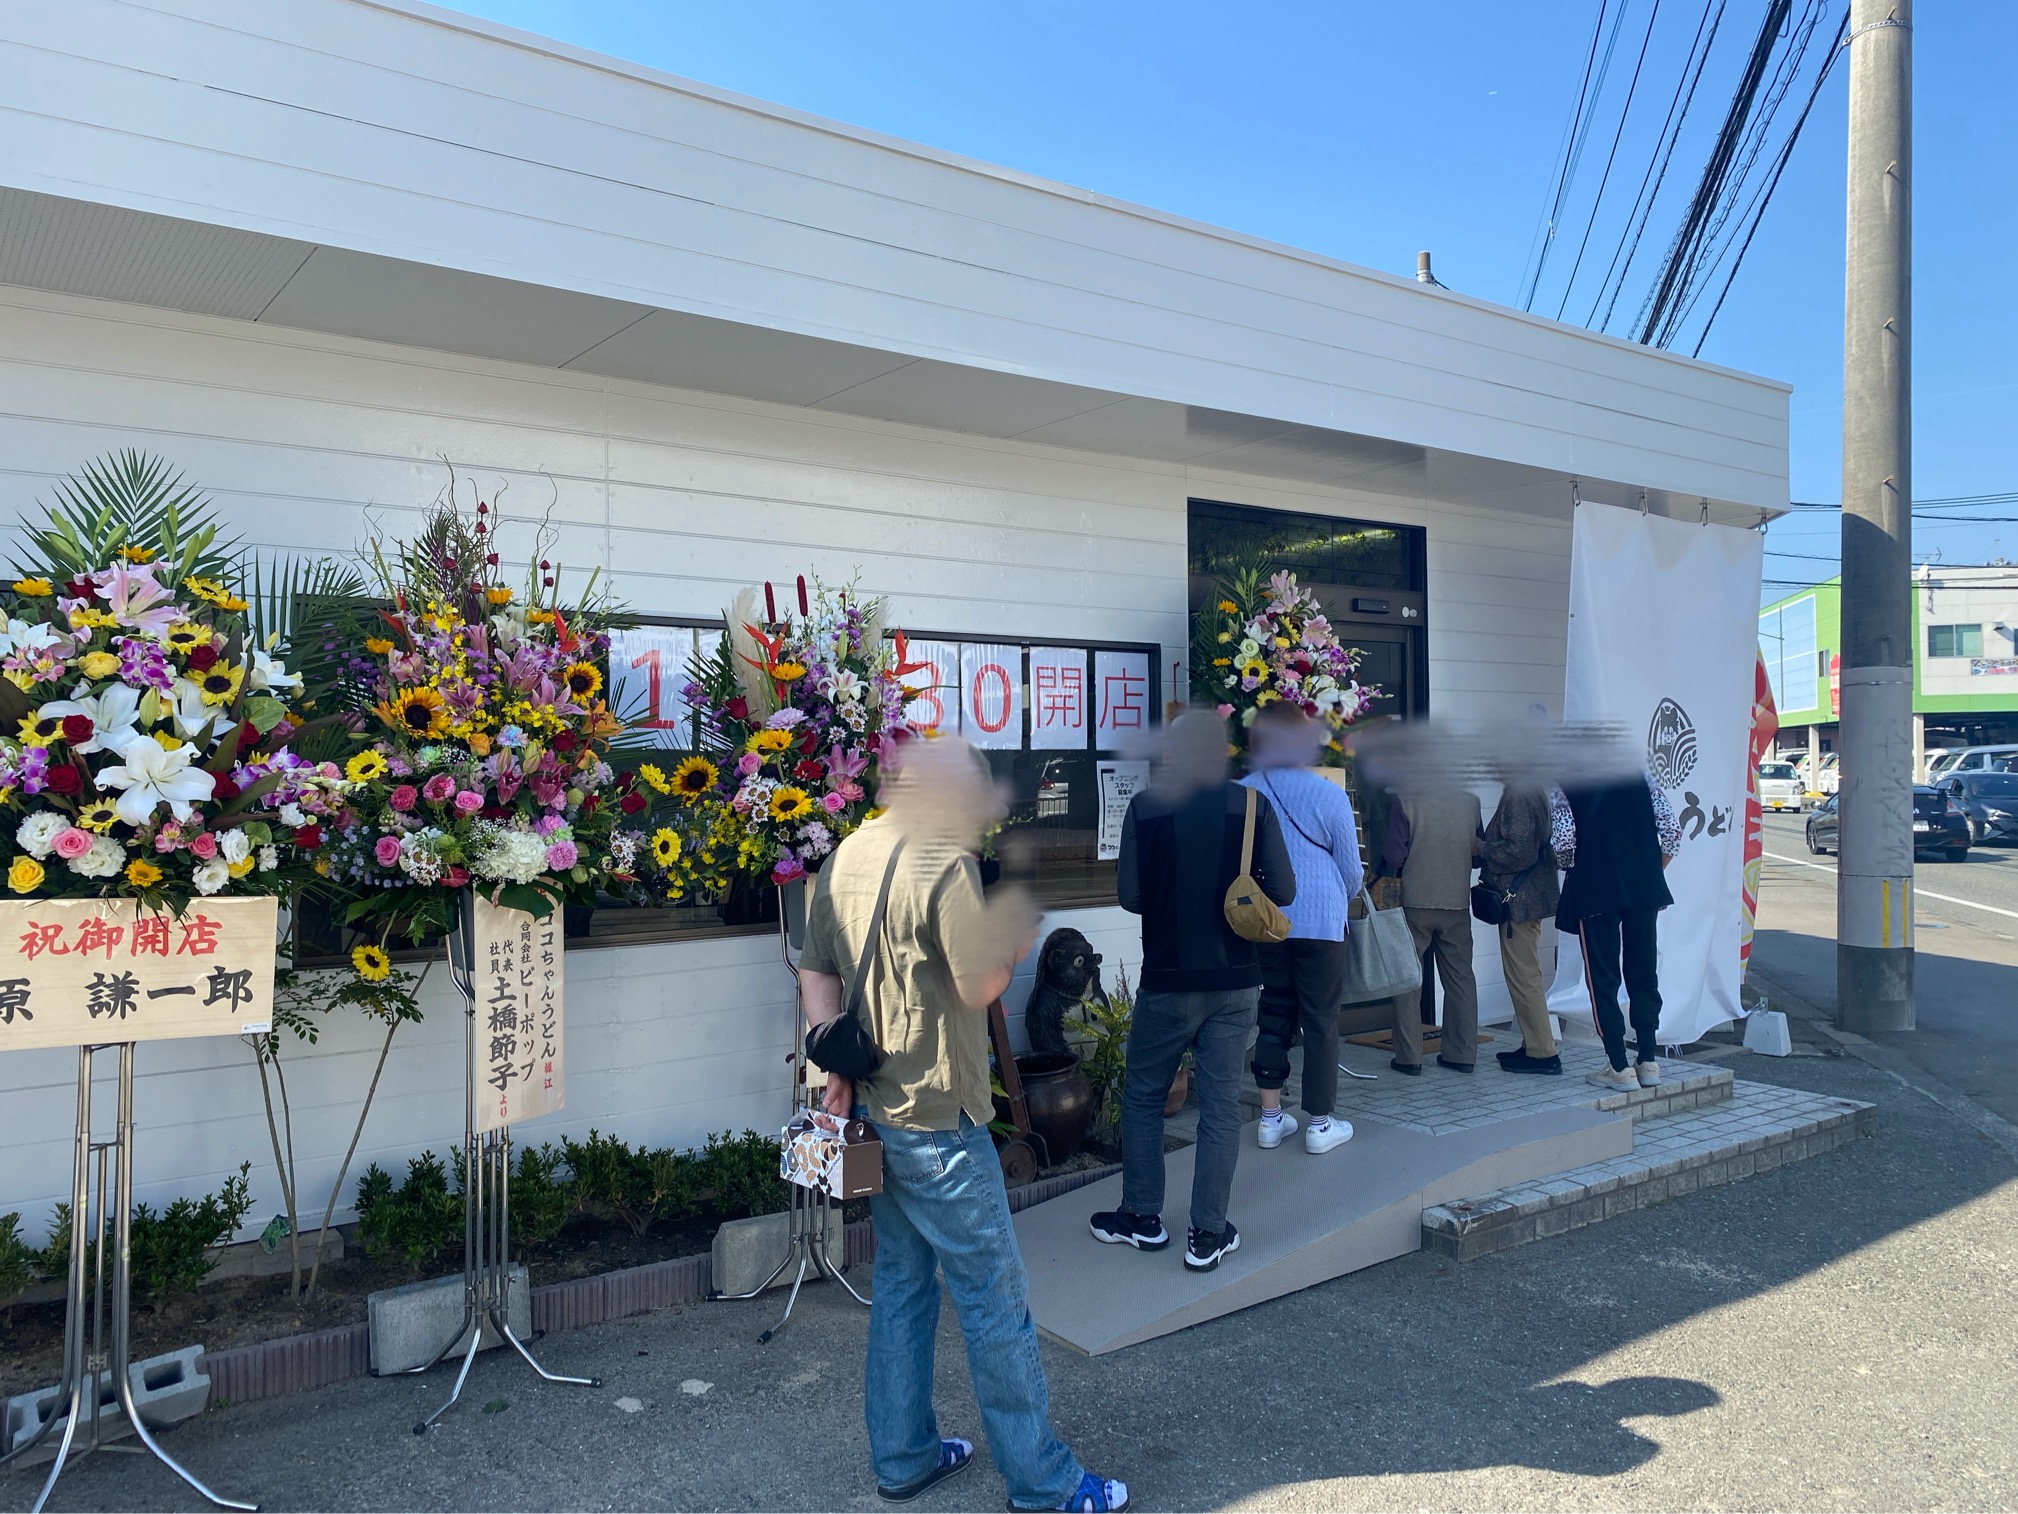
206, 1228, 345, 1284
4, 1346, 209, 1466
710, 1208, 845, 1298
1743, 1010, 1793, 1057
1535, 1205, 1574, 1238
367, 1267, 530, 1375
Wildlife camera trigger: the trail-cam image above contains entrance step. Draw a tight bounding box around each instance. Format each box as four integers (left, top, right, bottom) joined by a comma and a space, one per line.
1016, 1103, 1629, 1355
1421, 1079, 1875, 1261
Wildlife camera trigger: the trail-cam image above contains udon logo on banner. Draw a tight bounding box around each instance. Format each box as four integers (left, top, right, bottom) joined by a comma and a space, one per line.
1648, 696, 1732, 848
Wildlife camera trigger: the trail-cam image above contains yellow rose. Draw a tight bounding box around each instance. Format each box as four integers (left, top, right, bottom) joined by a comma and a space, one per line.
78, 650, 122, 681
227, 856, 256, 878
8, 856, 45, 894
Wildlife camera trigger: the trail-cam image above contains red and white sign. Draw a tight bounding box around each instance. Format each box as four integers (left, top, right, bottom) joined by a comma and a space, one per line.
960, 643, 1023, 750
1094, 650, 1151, 740
899, 639, 960, 734
1029, 647, 1089, 750
610, 625, 699, 750
472, 895, 565, 1134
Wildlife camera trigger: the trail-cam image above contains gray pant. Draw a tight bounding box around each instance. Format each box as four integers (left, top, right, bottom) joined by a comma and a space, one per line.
1393, 907, 1478, 1067
1119, 986, 1259, 1237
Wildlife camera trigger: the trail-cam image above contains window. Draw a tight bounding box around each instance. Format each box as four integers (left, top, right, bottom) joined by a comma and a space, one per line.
1927, 623, 1982, 658
1758, 597, 1818, 714
1188, 499, 1422, 594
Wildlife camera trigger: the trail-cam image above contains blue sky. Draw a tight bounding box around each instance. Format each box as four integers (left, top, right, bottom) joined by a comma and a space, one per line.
447, 1, 2017, 589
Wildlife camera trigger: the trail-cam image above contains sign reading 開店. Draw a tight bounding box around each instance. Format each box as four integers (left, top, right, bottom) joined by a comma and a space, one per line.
471, 895, 565, 1133
0, 897, 279, 1052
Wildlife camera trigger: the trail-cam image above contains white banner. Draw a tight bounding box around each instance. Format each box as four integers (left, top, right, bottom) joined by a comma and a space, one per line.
1094, 650, 1152, 742
472, 896, 565, 1132
1547, 504, 1764, 1046
1029, 646, 1089, 750
960, 643, 1024, 750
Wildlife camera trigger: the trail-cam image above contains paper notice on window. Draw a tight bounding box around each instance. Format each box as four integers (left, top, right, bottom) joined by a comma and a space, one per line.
1028, 646, 1089, 750
472, 896, 565, 1133
898, 639, 961, 735
1094, 650, 1151, 741
1096, 760, 1151, 861
960, 643, 1024, 750
609, 624, 697, 750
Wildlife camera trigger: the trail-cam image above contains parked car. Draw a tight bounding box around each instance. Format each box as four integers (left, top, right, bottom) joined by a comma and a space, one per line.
1757, 761, 1805, 812
1804, 787, 1970, 862
1927, 744, 2018, 779
1816, 751, 1839, 794
1940, 771, 2018, 845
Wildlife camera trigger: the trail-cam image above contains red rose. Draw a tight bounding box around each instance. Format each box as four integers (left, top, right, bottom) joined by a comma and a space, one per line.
481, 804, 507, 820
724, 696, 749, 722
185, 644, 219, 673
292, 823, 322, 850
582, 795, 600, 814
795, 758, 825, 782
237, 722, 260, 752
62, 577, 96, 601
553, 730, 576, 753
46, 764, 82, 796
211, 775, 241, 802
619, 792, 646, 815
798, 730, 819, 754
60, 715, 93, 745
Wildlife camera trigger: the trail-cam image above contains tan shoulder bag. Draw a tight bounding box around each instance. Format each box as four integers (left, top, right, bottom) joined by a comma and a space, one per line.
1223, 787, 1292, 944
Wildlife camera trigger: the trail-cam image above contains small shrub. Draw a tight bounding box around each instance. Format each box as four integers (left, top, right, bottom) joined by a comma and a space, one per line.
510, 1142, 577, 1245
355, 1152, 462, 1269
562, 1130, 697, 1237
0, 1212, 36, 1309
36, 1166, 254, 1303
699, 1129, 786, 1220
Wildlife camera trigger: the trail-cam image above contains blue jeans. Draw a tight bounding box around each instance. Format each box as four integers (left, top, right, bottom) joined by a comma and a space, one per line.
863, 1113, 1083, 1509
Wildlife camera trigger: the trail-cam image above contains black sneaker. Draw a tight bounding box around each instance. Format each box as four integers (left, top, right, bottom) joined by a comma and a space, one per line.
1496, 1049, 1563, 1076
1436, 1054, 1474, 1073
1089, 1210, 1169, 1251
1184, 1221, 1241, 1272
1389, 1057, 1422, 1076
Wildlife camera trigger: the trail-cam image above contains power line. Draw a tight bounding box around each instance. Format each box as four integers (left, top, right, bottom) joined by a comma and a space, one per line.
1554, 0, 1666, 321
1522, 0, 1621, 311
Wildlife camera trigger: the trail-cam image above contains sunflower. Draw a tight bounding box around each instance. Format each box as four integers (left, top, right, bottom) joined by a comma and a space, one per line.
118, 543, 158, 564
563, 662, 603, 700
484, 586, 513, 606
1212, 657, 1232, 667
124, 859, 163, 889
351, 944, 393, 982
12, 577, 52, 596
195, 663, 245, 705
164, 623, 205, 654
1238, 657, 1269, 682
637, 763, 671, 795
671, 755, 718, 802
78, 800, 121, 833
1218, 599, 1239, 614
649, 828, 682, 867
345, 750, 390, 782
182, 575, 229, 605
364, 636, 396, 656
768, 661, 807, 683
747, 728, 793, 755
769, 786, 814, 822
16, 713, 63, 744
376, 686, 449, 739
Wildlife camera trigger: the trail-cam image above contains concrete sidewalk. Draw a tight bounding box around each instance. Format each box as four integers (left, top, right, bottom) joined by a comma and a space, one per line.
15, 1047, 2017, 1513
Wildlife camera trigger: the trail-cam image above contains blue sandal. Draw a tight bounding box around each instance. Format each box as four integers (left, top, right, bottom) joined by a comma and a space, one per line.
1013, 1471, 1130, 1512
877, 1438, 974, 1503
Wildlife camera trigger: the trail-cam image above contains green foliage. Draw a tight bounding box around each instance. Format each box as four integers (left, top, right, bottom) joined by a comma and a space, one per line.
562, 1129, 696, 1238
355, 1152, 463, 1270
1066, 966, 1136, 1130
699, 1129, 787, 1219
509, 1143, 577, 1245
0, 1212, 36, 1308
9, 449, 237, 584
39, 1164, 254, 1303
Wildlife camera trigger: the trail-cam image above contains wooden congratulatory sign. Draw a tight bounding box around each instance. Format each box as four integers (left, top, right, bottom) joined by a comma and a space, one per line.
0, 897, 279, 1052
470, 894, 565, 1133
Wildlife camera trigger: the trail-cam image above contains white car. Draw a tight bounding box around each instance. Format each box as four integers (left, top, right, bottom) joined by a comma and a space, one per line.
1816, 753, 1839, 794
1758, 761, 1805, 812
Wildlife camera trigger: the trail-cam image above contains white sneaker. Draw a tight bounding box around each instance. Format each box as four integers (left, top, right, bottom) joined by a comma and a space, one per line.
1303, 1116, 1354, 1154
1257, 1111, 1298, 1149
1636, 1059, 1662, 1087
1585, 1064, 1638, 1091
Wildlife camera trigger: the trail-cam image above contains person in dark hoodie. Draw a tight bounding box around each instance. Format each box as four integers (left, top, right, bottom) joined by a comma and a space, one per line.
1479, 770, 1569, 1075
1555, 771, 1682, 1090
1090, 711, 1294, 1272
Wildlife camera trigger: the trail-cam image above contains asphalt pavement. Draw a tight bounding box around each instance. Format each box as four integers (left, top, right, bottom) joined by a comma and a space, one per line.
1752, 811, 2018, 1126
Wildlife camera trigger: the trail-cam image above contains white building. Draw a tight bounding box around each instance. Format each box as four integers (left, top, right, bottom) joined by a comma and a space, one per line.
0, 0, 1790, 1235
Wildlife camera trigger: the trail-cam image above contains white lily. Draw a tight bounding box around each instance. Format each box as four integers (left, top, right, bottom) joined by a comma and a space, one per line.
97, 734, 215, 826
167, 677, 222, 742
0, 617, 62, 658
37, 682, 143, 756
249, 647, 302, 695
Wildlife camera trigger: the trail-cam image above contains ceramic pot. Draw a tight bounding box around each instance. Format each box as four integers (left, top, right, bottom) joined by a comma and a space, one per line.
1013, 1052, 1094, 1166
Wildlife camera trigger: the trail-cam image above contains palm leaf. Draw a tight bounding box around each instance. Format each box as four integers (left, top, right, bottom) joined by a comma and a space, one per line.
12, 451, 237, 582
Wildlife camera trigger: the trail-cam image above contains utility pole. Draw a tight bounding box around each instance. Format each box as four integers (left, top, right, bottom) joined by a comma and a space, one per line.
1836, 0, 1913, 1032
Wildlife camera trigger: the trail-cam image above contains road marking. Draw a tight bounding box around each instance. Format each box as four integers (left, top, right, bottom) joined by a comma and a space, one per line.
1763, 851, 2018, 922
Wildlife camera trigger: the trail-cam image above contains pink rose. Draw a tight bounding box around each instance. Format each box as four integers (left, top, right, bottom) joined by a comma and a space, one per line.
187, 832, 219, 860
453, 790, 484, 814
389, 784, 418, 812
820, 791, 846, 814
736, 751, 761, 777
374, 835, 403, 867
1216, 703, 1234, 719
52, 828, 93, 860
422, 773, 456, 803
544, 839, 578, 871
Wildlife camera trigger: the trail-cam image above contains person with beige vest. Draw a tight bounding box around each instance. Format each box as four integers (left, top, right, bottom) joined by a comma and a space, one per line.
1380, 785, 1485, 1073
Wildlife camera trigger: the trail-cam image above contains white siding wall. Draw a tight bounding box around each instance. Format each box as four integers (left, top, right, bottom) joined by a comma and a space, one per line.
0, 286, 1567, 1238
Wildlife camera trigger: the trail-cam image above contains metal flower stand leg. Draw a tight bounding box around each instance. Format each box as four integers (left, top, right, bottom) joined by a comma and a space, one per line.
395, 903, 600, 1434
708, 884, 869, 1343
0, 1044, 255, 1514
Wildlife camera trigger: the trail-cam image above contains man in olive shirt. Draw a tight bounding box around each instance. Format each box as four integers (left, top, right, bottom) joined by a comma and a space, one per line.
800, 739, 1127, 1514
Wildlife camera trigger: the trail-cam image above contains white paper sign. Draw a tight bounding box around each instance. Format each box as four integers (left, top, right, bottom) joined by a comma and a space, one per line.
1094, 650, 1152, 742
473, 896, 565, 1133
610, 625, 697, 750
1029, 646, 1089, 750
1546, 503, 1765, 1045
960, 643, 1024, 749
900, 639, 960, 734
1096, 759, 1151, 861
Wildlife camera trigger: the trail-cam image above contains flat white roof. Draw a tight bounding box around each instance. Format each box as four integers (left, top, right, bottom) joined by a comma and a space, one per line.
0, 0, 1789, 516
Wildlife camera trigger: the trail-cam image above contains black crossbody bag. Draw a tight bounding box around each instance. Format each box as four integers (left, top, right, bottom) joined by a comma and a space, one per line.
803, 840, 905, 1082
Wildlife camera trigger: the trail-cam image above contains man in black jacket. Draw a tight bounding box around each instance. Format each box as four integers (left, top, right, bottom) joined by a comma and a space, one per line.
1090, 713, 1294, 1272
1480, 780, 1566, 1075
